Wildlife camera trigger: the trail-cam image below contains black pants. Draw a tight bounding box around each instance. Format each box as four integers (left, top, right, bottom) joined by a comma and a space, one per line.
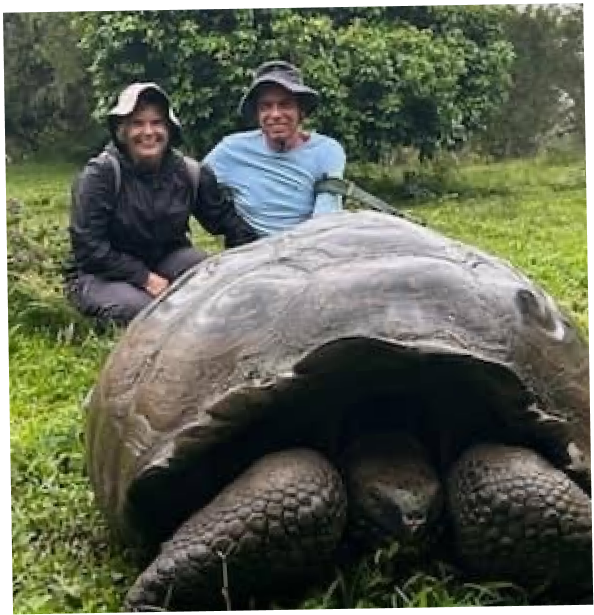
67, 246, 207, 326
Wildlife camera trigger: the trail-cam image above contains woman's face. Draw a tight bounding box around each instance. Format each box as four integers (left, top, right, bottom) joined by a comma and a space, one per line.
120, 102, 170, 166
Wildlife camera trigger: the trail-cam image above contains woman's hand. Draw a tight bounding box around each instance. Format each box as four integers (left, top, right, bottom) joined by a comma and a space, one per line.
144, 272, 170, 297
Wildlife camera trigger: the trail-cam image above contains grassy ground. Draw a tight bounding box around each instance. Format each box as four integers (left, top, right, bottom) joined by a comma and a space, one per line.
7, 154, 588, 612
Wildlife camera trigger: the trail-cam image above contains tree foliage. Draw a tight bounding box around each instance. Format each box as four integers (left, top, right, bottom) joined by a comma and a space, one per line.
4, 7, 584, 162
557, 6, 585, 141
74, 7, 515, 161
3, 12, 103, 159
477, 4, 584, 158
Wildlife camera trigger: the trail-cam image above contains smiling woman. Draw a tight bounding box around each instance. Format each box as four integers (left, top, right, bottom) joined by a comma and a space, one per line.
108, 83, 183, 166
62, 82, 257, 327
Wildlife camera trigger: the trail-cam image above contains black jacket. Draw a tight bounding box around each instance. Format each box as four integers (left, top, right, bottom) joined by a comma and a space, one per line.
65, 144, 258, 286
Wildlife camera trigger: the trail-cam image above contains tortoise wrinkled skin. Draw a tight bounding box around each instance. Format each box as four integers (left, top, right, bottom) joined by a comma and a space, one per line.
85, 211, 592, 610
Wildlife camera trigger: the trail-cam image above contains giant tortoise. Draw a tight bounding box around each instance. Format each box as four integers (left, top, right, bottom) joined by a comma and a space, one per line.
85, 210, 592, 610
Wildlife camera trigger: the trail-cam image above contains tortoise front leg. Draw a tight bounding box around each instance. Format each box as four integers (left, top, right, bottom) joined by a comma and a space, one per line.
447, 443, 592, 596
124, 448, 346, 611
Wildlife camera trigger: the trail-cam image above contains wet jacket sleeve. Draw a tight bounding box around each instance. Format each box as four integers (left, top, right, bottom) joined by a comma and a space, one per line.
192, 163, 260, 248
69, 160, 150, 287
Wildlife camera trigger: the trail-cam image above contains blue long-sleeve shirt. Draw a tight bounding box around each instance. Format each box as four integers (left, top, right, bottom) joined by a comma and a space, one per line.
204, 129, 346, 236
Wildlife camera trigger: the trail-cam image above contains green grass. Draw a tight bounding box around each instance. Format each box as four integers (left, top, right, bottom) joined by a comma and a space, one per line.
7, 154, 588, 612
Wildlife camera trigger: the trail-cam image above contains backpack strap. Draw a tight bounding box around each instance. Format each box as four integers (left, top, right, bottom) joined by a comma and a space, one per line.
95, 150, 200, 201
182, 155, 202, 202
98, 150, 122, 196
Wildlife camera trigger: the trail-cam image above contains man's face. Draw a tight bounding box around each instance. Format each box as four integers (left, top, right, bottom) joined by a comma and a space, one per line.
256, 85, 302, 147
121, 102, 169, 166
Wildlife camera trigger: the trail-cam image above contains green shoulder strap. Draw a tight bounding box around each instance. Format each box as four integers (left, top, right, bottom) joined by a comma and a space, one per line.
314, 174, 424, 226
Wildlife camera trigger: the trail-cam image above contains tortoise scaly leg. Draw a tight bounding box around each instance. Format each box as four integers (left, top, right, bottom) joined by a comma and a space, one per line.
124, 448, 346, 611
448, 443, 592, 595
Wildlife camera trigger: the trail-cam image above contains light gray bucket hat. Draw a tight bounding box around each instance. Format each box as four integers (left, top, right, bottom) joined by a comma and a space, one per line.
107, 82, 182, 146
238, 60, 319, 123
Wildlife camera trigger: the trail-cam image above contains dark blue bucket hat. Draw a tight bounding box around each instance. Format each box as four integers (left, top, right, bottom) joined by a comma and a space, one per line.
107, 82, 182, 146
238, 61, 319, 123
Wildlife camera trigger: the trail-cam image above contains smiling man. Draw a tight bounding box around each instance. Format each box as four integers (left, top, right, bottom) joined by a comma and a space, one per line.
204, 61, 347, 245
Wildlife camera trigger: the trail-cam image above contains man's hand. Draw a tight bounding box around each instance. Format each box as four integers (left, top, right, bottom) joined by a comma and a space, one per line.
144, 272, 170, 297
